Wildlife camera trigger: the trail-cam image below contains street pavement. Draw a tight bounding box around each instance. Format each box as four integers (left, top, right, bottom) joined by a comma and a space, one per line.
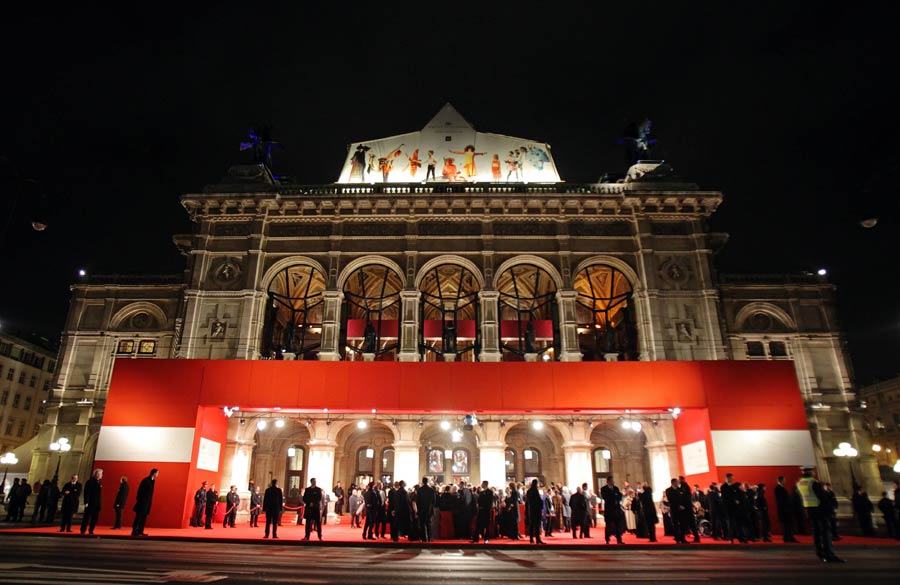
1, 535, 899, 584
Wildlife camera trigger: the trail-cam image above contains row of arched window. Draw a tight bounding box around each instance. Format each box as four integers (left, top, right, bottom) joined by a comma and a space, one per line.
262, 261, 639, 362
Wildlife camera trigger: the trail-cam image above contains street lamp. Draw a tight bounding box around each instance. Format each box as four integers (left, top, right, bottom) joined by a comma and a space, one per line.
49, 437, 72, 482
1, 452, 18, 494
832, 441, 858, 491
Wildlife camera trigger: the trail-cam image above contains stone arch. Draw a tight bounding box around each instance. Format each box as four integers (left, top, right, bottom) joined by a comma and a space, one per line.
414, 255, 485, 290
571, 255, 641, 291
109, 302, 168, 331
336, 255, 406, 291
259, 256, 329, 292
492, 255, 564, 291
734, 302, 797, 332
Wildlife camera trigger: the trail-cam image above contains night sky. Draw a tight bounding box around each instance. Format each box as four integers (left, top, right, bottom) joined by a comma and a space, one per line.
1, 4, 897, 384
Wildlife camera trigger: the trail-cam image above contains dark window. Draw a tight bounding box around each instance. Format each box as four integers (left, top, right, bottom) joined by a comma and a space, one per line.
505, 449, 517, 482
381, 448, 395, 485
4, 420, 13, 436
746, 341, 765, 357
18, 372, 25, 384
357, 447, 374, 474
48, 360, 56, 374
23, 396, 31, 411
29, 375, 36, 387
6, 369, 13, 381
12, 394, 21, 408
33, 424, 40, 437
0, 390, 7, 405
769, 341, 787, 357
16, 421, 25, 437
43, 381, 50, 392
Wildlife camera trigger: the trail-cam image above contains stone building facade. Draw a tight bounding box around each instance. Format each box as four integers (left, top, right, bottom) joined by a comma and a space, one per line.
28, 107, 877, 507
0, 331, 57, 455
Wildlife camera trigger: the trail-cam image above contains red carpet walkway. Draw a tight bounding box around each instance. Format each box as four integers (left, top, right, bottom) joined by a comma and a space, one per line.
2, 521, 898, 549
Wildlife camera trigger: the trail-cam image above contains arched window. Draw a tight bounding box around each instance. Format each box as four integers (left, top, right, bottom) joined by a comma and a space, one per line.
354, 446, 376, 488
497, 264, 559, 361
427, 448, 445, 475
523, 447, 542, 482
505, 448, 517, 483
574, 265, 638, 361
263, 264, 326, 359
451, 448, 469, 481
381, 448, 395, 485
592, 447, 612, 494
342, 264, 403, 360
285, 446, 306, 507
419, 264, 481, 362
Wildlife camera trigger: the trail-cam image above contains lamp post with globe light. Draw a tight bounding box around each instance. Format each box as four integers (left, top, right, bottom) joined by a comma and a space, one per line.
832, 442, 859, 492
49, 437, 71, 483
1, 452, 18, 495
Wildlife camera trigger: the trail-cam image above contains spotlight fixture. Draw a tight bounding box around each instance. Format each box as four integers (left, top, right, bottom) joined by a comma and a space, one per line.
391, 419, 397, 427
817, 268, 827, 276
440, 420, 451, 431
305, 418, 312, 427
532, 420, 544, 431
239, 418, 246, 425
668, 407, 682, 420
223, 406, 234, 418
417, 419, 424, 428
499, 419, 506, 428
357, 420, 368, 429
275, 419, 285, 428
587, 420, 594, 428
257, 420, 267, 431
872, 444, 882, 452
568, 419, 574, 428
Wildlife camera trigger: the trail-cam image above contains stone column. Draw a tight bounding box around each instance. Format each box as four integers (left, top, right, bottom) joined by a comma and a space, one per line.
562, 441, 593, 491
306, 439, 337, 497
477, 441, 505, 488
394, 441, 420, 486
478, 291, 501, 362
556, 290, 583, 362
645, 440, 678, 502
318, 290, 344, 361
398, 290, 421, 362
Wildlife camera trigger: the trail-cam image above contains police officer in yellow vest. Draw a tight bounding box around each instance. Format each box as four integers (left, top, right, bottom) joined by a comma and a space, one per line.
796, 466, 845, 563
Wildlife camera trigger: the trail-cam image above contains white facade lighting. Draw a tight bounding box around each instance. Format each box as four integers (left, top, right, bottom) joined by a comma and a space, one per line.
275, 419, 285, 428
532, 420, 544, 431
440, 420, 451, 431
357, 420, 368, 429
256, 420, 267, 431
872, 444, 882, 452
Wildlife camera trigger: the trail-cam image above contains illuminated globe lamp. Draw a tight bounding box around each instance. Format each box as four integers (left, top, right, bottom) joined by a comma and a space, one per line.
832, 441, 859, 490
49, 437, 72, 482
1, 451, 19, 491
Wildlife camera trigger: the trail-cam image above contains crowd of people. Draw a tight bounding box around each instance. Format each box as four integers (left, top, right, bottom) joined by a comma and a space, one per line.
4, 467, 900, 558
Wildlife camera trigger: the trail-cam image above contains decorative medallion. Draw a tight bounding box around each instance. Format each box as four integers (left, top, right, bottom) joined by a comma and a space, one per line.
658, 257, 691, 288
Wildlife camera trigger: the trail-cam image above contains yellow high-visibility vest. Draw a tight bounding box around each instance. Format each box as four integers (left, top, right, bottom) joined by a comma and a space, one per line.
796, 477, 820, 508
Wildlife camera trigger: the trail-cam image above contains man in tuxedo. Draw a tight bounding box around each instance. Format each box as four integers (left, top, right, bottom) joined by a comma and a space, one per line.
59, 474, 82, 533
249, 483, 262, 527
263, 479, 283, 538
774, 475, 798, 542
131, 468, 158, 536
600, 476, 625, 544
223, 485, 240, 527
303, 477, 323, 540
80, 469, 103, 535
417, 476, 436, 542
333, 481, 345, 516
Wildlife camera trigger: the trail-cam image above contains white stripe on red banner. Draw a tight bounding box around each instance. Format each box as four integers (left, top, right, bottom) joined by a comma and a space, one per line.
95, 426, 195, 463
710, 430, 815, 467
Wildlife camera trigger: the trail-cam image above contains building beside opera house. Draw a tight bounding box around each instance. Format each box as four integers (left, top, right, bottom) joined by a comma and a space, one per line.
27, 105, 878, 527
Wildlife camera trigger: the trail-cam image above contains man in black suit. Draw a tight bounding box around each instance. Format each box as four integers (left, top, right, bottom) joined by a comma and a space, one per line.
111, 476, 129, 529
665, 478, 689, 544
80, 468, 103, 535
131, 468, 158, 536
204, 484, 217, 529
456, 481, 474, 540
600, 476, 625, 544
719, 473, 738, 542
639, 484, 658, 541
223, 485, 240, 527
774, 475, 798, 542
569, 486, 588, 539
472, 481, 494, 543
249, 483, 262, 527
417, 476, 436, 542
363, 482, 379, 540
525, 479, 544, 544
59, 474, 81, 532
190, 481, 207, 527
303, 477, 323, 540
333, 481, 345, 516
263, 479, 283, 538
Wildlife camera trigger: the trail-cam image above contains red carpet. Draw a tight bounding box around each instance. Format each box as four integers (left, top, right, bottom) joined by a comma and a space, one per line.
2, 521, 898, 548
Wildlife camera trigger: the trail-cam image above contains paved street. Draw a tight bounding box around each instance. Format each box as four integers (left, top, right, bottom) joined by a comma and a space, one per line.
1, 535, 899, 584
